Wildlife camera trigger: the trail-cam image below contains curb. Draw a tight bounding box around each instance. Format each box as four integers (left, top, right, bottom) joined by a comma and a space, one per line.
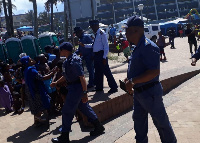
81, 69, 200, 125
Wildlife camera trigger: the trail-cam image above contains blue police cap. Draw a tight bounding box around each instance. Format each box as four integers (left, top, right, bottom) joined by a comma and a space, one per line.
89, 20, 99, 25
59, 42, 73, 52
126, 16, 144, 28
74, 27, 83, 33
20, 56, 30, 66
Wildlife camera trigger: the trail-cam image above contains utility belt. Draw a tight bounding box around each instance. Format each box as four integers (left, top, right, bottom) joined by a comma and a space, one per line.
94, 50, 104, 55
134, 81, 160, 93
67, 79, 81, 85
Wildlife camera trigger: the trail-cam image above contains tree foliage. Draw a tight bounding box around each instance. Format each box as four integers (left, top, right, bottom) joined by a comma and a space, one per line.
44, 0, 64, 32
22, 10, 33, 24
38, 11, 50, 26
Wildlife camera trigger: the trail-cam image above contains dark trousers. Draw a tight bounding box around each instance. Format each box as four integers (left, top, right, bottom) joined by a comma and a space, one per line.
189, 41, 197, 54
84, 56, 94, 86
169, 37, 174, 48
94, 51, 118, 90
62, 84, 97, 132
133, 83, 177, 143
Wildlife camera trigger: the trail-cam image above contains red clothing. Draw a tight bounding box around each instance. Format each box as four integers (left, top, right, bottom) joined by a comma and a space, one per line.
122, 40, 129, 50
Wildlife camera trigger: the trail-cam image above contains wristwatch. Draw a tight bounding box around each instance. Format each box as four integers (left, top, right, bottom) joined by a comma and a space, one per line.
129, 78, 134, 85
83, 90, 88, 94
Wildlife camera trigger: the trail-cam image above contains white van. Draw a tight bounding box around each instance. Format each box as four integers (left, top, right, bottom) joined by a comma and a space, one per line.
144, 24, 160, 42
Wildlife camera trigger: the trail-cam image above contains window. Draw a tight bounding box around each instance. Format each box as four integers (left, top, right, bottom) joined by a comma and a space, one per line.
152, 26, 158, 31
96, 0, 101, 7
144, 28, 149, 32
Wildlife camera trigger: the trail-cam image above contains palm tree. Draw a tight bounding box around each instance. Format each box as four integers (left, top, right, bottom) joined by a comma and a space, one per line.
1, 0, 16, 37
2, 0, 10, 36
63, 0, 68, 41
45, 0, 64, 32
7, 0, 14, 36
29, 0, 38, 38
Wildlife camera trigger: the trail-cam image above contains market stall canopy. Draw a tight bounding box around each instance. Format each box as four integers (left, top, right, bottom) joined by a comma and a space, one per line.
17, 26, 33, 32
165, 18, 188, 24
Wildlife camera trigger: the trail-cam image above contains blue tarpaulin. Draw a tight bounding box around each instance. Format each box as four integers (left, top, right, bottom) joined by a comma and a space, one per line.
17, 26, 33, 32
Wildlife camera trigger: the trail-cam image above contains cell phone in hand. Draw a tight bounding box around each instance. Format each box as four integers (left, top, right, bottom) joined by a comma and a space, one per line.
119, 80, 126, 92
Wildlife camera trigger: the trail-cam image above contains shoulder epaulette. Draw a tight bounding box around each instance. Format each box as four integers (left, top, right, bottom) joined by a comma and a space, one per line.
145, 39, 150, 46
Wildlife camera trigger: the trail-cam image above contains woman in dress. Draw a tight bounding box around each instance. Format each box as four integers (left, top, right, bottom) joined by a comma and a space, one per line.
20, 56, 56, 126
0, 73, 13, 113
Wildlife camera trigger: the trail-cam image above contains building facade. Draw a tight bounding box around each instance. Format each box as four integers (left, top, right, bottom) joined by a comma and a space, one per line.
76, 0, 200, 29
0, 14, 32, 29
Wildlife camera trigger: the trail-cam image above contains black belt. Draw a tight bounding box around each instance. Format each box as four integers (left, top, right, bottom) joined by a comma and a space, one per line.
94, 50, 103, 55
67, 79, 81, 85
134, 81, 160, 93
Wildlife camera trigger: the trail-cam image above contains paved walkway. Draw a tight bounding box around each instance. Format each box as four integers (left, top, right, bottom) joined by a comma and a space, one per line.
115, 73, 200, 143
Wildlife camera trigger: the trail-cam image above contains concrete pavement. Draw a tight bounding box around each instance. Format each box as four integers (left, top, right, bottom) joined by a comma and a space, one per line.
115, 73, 200, 143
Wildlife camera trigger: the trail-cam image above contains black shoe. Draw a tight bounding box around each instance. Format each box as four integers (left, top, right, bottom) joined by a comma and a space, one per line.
90, 119, 105, 136
108, 88, 118, 94
52, 132, 70, 143
91, 89, 103, 92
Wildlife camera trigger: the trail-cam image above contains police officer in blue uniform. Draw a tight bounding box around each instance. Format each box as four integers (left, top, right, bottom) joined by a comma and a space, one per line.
51, 42, 105, 143
74, 27, 94, 88
79, 20, 118, 93
191, 46, 200, 66
124, 16, 177, 143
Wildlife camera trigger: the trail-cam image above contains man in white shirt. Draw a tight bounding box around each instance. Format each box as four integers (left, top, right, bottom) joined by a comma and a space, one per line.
79, 20, 118, 94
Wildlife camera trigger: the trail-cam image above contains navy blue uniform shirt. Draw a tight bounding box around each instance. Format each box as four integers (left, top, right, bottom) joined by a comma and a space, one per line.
127, 35, 160, 88
62, 53, 84, 83
76, 34, 93, 57
192, 46, 200, 60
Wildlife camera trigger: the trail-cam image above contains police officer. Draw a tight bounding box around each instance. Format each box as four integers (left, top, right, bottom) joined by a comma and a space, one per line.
191, 46, 200, 66
109, 24, 116, 44
167, 27, 176, 49
51, 42, 104, 143
124, 16, 177, 143
74, 27, 94, 88
79, 20, 118, 93
185, 24, 197, 58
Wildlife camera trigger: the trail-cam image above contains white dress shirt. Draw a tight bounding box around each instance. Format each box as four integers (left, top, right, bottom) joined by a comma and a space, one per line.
85, 28, 109, 59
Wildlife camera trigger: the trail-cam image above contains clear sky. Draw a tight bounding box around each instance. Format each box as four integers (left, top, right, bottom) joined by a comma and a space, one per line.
9, 0, 64, 15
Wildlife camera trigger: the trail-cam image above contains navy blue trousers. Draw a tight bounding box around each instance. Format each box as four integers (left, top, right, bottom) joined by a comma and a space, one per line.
62, 84, 97, 132
93, 51, 118, 90
169, 37, 174, 48
84, 56, 94, 86
133, 83, 177, 143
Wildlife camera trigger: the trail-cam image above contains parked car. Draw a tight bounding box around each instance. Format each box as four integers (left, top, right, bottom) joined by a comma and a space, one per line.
144, 24, 160, 42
